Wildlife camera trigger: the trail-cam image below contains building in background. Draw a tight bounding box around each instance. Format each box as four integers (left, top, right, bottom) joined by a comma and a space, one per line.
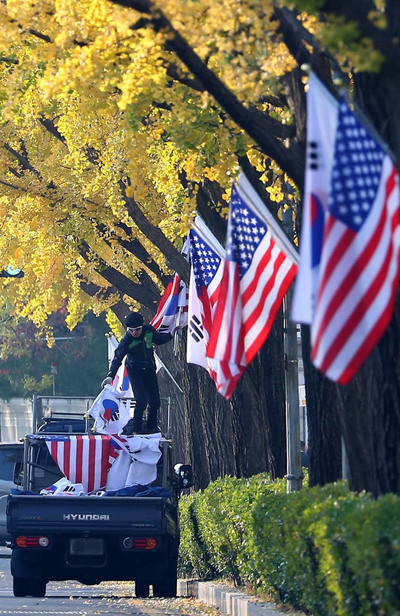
0, 398, 33, 441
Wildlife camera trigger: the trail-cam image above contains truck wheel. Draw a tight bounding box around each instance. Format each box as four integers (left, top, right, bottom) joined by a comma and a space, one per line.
13, 577, 30, 597
13, 577, 46, 598
135, 580, 150, 598
152, 574, 177, 598
30, 579, 46, 597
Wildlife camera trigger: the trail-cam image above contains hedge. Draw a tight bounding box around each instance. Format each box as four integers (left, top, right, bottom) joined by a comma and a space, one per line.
178, 474, 400, 616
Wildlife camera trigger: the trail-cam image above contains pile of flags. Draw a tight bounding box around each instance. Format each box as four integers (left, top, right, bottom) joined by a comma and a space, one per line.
35, 433, 162, 494
151, 73, 400, 391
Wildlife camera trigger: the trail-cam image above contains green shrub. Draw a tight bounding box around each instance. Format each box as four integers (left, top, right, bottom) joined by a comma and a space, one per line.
306, 492, 400, 615
178, 474, 400, 616
252, 481, 351, 614
193, 476, 247, 584
178, 491, 216, 580
179, 473, 284, 585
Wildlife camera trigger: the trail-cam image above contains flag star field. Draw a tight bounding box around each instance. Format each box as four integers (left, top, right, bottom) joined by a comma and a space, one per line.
227, 187, 267, 275
190, 230, 221, 293
329, 99, 385, 231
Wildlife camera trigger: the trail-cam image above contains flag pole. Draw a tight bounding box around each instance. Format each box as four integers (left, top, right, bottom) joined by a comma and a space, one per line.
173, 306, 182, 356
154, 352, 184, 394
282, 209, 302, 493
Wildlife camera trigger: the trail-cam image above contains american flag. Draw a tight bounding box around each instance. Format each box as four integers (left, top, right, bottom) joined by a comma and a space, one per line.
207, 179, 298, 397
189, 226, 222, 336
41, 435, 120, 493
310, 97, 400, 383
186, 217, 241, 396
150, 273, 188, 333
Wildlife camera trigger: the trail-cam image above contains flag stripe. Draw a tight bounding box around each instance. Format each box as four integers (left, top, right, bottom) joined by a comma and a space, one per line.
247, 255, 295, 334
76, 436, 83, 484
315, 224, 354, 301
88, 436, 95, 493
338, 276, 399, 383
63, 438, 71, 481
70, 438, 77, 483
100, 436, 109, 488
242, 238, 275, 305
243, 246, 285, 332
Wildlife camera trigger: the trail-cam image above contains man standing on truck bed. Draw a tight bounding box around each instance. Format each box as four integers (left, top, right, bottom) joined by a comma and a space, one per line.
101, 312, 172, 434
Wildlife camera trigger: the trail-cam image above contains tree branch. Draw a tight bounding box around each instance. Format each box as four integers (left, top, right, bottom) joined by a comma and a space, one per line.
120, 180, 190, 282
4, 143, 43, 179
274, 6, 341, 98
79, 240, 161, 309
104, 221, 170, 285
0, 179, 28, 192
108, 0, 304, 186
166, 62, 205, 92
38, 117, 67, 145
79, 280, 131, 322
27, 28, 52, 43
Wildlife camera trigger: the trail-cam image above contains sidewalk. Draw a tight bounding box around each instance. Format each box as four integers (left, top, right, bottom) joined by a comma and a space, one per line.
178, 580, 304, 616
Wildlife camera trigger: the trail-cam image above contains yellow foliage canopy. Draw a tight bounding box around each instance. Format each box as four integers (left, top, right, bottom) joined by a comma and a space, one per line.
0, 0, 301, 331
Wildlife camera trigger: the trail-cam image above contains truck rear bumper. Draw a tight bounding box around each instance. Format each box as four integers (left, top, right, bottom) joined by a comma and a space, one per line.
10, 535, 178, 584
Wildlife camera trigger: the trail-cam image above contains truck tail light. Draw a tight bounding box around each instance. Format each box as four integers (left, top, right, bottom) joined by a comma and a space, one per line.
16, 535, 50, 548
122, 536, 157, 550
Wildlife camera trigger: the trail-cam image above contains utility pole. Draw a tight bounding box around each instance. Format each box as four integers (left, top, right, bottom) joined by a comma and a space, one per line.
282, 209, 302, 493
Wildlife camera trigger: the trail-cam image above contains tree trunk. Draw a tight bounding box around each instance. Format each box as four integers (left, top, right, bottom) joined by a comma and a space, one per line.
301, 327, 342, 486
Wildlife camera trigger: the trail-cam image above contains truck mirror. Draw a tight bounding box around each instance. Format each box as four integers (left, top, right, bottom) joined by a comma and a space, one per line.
13, 462, 23, 486
174, 464, 193, 490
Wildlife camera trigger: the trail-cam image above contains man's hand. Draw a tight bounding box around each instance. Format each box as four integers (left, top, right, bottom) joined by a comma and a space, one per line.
101, 376, 113, 388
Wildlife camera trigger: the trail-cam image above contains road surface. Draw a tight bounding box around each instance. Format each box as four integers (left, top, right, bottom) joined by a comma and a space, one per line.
0, 548, 217, 616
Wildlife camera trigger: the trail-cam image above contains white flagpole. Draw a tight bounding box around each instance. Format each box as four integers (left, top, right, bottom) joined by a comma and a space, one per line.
154, 352, 183, 394
173, 306, 183, 355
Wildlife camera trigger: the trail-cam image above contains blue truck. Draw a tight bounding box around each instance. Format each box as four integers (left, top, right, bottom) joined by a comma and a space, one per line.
7, 423, 193, 598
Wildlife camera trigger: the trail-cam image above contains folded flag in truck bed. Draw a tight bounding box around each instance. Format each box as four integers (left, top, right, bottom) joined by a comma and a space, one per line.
33, 434, 161, 494
34, 434, 120, 493
40, 477, 85, 496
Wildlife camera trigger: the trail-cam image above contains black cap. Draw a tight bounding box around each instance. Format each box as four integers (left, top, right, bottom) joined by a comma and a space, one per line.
125, 312, 144, 328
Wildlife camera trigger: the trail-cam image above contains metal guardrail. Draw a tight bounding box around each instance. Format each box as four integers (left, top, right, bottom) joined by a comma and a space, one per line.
32, 394, 172, 437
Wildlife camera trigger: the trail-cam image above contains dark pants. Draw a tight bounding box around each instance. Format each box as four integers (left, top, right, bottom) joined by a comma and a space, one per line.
126, 366, 160, 432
